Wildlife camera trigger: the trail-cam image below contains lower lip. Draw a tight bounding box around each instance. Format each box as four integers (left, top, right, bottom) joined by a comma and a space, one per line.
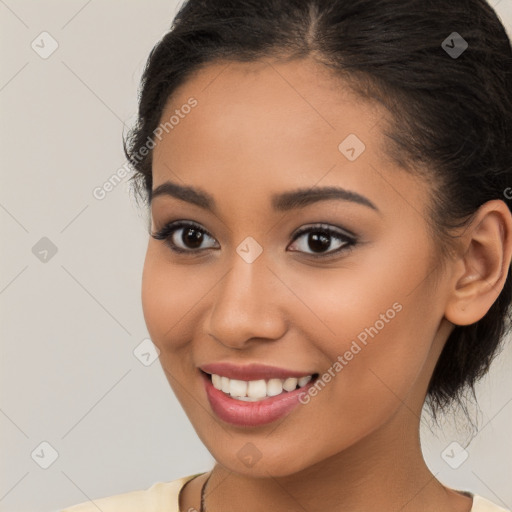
201, 371, 317, 427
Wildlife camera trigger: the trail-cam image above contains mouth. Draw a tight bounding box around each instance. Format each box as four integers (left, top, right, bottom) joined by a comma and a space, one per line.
201, 370, 320, 401
200, 369, 320, 427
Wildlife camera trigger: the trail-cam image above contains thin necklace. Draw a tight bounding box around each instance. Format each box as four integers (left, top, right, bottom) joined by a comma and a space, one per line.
200, 474, 211, 512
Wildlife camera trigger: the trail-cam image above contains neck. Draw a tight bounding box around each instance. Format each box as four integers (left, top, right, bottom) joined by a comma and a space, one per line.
202, 407, 472, 512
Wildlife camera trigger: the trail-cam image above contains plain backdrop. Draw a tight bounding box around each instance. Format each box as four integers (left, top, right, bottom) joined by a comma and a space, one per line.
1, 1, 512, 511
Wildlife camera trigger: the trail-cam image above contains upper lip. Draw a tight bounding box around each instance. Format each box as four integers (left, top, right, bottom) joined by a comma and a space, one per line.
199, 362, 317, 381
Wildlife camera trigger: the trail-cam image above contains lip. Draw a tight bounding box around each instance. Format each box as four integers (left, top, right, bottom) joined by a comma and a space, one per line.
199, 362, 315, 381
201, 370, 318, 427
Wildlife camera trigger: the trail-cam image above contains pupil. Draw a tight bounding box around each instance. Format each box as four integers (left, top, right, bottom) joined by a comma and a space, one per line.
309, 232, 330, 253
183, 228, 203, 248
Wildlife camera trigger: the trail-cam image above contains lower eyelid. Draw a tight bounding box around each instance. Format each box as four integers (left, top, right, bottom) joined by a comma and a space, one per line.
154, 221, 357, 257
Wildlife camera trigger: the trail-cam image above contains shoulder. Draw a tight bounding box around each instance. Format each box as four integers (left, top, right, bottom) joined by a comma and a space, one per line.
59, 473, 205, 512
471, 494, 511, 512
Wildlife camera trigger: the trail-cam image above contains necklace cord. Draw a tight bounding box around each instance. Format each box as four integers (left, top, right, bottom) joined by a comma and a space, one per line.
200, 474, 211, 512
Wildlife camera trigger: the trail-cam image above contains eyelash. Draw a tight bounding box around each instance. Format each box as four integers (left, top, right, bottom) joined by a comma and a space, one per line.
150, 220, 357, 259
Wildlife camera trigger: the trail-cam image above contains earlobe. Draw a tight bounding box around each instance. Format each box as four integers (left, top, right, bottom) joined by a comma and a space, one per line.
444, 200, 512, 327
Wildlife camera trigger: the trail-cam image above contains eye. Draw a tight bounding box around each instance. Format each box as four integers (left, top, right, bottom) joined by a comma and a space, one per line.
151, 220, 357, 259
288, 223, 356, 258
151, 220, 219, 253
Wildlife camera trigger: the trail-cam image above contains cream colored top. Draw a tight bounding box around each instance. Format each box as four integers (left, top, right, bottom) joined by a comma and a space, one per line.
60, 472, 511, 512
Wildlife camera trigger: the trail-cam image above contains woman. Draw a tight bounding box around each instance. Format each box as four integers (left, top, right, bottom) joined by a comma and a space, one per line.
62, 0, 512, 510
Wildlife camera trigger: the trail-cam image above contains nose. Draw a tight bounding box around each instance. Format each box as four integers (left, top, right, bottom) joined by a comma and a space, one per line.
206, 252, 288, 349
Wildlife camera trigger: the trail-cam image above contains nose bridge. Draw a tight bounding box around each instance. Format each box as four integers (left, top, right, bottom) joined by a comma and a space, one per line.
207, 244, 286, 346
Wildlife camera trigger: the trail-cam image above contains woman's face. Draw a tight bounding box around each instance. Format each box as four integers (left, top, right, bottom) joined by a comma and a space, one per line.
142, 57, 454, 476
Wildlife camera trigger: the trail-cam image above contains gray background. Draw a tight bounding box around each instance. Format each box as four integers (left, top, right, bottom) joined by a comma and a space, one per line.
1, 1, 511, 511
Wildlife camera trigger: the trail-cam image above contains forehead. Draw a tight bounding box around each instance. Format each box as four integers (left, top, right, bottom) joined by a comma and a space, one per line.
150, 57, 425, 218
155, 58, 385, 156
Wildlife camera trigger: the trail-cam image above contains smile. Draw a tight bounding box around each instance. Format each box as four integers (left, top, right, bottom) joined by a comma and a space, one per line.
200, 369, 320, 427
207, 372, 317, 401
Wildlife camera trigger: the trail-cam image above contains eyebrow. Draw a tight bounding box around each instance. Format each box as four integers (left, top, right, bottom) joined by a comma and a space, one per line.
151, 180, 379, 213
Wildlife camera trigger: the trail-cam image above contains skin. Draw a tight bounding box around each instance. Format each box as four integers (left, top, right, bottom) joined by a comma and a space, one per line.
141, 57, 512, 512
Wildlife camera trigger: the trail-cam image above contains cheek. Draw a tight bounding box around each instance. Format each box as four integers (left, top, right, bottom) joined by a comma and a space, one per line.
140, 247, 208, 404
141, 244, 208, 352
287, 238, 438, 414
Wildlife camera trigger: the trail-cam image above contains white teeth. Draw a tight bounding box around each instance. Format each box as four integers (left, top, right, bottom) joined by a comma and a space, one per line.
211, 374, 222, 390
247, 379, 267, 399
209, 373, 315, 400
229, 379, 247, 398
221, 376, 230, 394
267, 378, 283, 397
298, 375, 312, 387
282, 377, 298, 391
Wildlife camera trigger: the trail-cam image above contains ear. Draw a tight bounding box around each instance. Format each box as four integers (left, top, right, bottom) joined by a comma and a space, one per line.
444, 200, 512, 326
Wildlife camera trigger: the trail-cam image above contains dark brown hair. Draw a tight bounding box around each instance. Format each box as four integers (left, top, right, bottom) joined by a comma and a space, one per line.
123, 0, 512, 421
